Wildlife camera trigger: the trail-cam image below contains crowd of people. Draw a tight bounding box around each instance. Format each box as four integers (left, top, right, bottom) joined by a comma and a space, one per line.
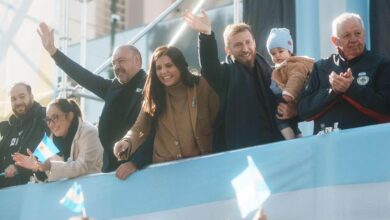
0, 11, 389, 190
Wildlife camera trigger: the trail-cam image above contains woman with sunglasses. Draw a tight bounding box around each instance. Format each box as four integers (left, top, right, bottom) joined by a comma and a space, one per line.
113, 46, 219, 179
13, 98, 103, 182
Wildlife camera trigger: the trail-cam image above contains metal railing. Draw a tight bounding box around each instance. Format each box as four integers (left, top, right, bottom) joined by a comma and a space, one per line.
65, 0, 185, 101
93, 0, 184, 75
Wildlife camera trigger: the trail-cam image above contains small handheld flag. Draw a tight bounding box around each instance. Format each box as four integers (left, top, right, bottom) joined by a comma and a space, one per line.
231, 156, 271, 218
60, 182, 87, 217
33, 134, 59, 163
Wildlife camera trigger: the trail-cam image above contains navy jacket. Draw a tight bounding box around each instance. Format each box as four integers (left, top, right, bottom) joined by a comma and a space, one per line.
298, 50, 390, 134
52, 51, 153, 172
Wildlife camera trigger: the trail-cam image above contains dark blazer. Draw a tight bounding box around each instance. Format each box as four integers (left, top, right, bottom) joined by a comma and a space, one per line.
52, 50, 153, 172
198, 32, 283, 152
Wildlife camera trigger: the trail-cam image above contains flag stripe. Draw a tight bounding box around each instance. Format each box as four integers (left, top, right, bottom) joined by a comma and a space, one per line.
60, 182, 85, 213
33, 134, 60, 163
0, 124, 389, 219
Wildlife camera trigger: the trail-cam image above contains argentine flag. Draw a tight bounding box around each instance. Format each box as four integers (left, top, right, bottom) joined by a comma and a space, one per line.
33, 133, 59, 163
60, 182, 86, 214
231, 156, 271, 218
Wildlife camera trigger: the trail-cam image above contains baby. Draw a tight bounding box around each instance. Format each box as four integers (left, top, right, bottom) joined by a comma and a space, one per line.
266, 28, 314, 139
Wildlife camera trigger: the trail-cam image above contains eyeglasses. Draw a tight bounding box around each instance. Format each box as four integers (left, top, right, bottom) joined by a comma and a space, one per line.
45, 114, 61, 125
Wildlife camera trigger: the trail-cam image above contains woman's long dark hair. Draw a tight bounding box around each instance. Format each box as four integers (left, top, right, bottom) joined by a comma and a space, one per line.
143, 45, 199, 118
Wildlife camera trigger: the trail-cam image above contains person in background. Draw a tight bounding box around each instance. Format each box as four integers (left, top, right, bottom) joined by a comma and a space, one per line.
298, 12, 390, 134
266, 28, 314, 139
184, 11, 283, 152
37, 22, 154, 178
13, 98, 103, 182
0, 82, 48, 189
113, 46, 219, 173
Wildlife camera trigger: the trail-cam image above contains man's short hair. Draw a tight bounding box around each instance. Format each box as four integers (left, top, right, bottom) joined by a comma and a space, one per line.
8, 82, 32, 95
332, 12, 365, 37
223, 23, 253, 47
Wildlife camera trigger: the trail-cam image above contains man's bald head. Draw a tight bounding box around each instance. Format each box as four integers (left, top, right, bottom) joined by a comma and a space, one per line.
112, 45, 142, 84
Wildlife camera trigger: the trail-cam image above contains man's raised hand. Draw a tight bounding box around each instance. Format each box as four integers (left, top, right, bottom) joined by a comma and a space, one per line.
183, 9, 212, 35
37, 22, 57, 56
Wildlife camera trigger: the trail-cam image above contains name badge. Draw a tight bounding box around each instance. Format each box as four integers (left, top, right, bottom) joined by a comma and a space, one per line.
357, 72, 369, 86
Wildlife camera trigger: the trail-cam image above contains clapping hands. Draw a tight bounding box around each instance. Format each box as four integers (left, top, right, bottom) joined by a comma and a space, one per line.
329, 68, 354, 94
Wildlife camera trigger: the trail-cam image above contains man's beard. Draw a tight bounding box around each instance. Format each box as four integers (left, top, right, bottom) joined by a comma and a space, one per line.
115, 69, 129, 84
13, 100, 33, 118
237, 52, 255, 69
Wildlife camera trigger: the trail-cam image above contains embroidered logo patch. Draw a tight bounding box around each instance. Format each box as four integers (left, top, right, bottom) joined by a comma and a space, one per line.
356, 72, 369, 86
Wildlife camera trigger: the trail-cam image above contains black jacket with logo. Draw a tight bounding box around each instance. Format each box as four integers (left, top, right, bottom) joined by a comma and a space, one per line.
52, 51, 153, 172
298, 50, 390, 134
0, 102, 48, 188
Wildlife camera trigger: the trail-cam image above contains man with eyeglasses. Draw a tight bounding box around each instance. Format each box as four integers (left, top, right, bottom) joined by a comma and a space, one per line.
298, 12, 390, 134
0, 82, 48, 188
37, 22, 153, 179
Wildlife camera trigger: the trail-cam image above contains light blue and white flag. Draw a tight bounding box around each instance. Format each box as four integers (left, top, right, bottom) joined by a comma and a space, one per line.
231, 156, 271, 218
60, 182, 85, 214
33, 134, 59, 163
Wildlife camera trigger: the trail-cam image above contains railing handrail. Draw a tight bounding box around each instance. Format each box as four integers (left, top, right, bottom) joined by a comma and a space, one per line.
93, 0, 184, 75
